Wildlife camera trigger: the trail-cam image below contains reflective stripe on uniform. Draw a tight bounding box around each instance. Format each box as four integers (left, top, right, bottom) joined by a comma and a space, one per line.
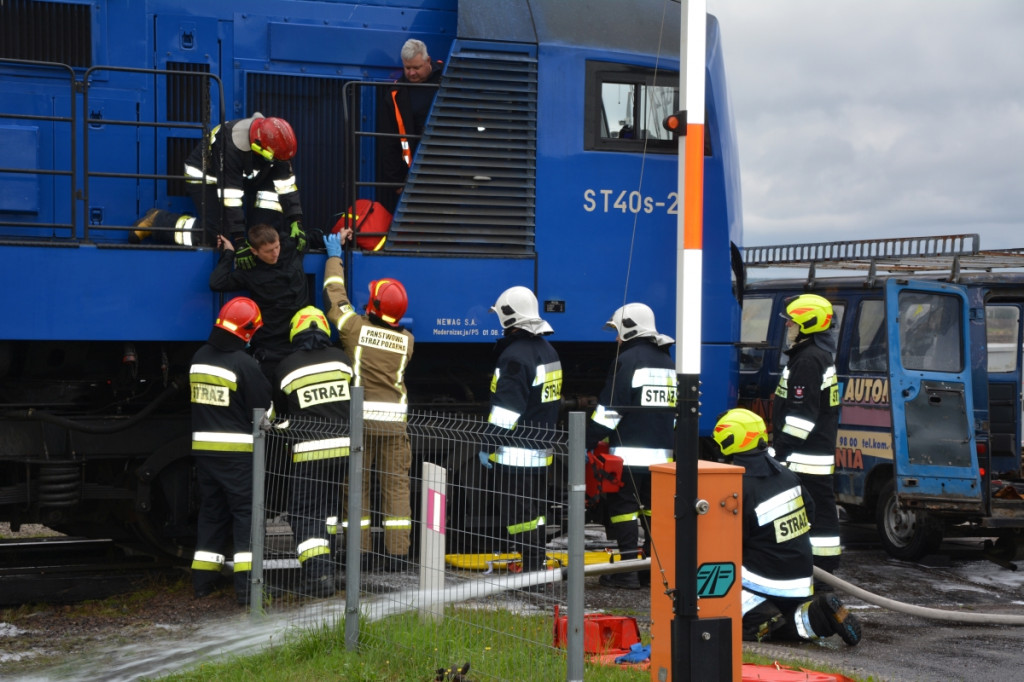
508, 515, 545, 536
822, 366, 837, 390
489, 404, 520, 430
609, 510, 639, 525
342, 517, 371, 529
811, 535, 843, 556
611, 446, 673, 466
279, 361, 353, 394
591, 404, 621, 430
364, 401, 408, 422
191, 550, 225, 572
632, 366, 676, 387
273, 175, 298, 195
192, 431, 254, 453
740, 588, 767, 616
233, 551, 253, 573
383, 518, 413, 529
184, 164, 218, 185
795, 600, 818, 640
775, 366, 790, 399
293, 437, 350, 462
326, 516, 338, 535
532, 361, 563, 404
782, 415, 815, 440
785, 452, 835, 475
190, 364, 238, 389
390, 89, 413, 167
297, 538, 330, 564
174, 215, 195, 246
753, 485, 804, 527
741, 567, 813, 599
493, 446, 552, 467
254, 189, 282, 212
220, 187, 244, 207
337, 309, 358, 330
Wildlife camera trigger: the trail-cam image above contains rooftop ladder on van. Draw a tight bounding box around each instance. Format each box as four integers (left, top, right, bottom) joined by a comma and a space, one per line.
744, 234, 1024, 286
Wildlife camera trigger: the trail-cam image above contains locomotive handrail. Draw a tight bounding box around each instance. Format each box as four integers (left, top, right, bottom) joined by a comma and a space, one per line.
0, 58, 78, 239
80, 65, 226, 244
340, 79, 436, 209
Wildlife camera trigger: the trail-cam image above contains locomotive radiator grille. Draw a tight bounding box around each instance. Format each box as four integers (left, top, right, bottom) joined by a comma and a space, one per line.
390, 46, 538, 256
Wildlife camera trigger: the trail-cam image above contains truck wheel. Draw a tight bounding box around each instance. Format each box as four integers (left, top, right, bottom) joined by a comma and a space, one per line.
875, 480, 943, 560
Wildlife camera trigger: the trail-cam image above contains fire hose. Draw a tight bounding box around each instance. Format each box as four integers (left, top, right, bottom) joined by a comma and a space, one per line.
813, 566, 1024, 625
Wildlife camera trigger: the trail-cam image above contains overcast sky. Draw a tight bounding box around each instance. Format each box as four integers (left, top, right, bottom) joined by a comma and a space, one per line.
705, 1, 1024, 252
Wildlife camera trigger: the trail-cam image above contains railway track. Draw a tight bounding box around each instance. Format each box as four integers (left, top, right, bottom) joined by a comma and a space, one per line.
0, 537, 183, 606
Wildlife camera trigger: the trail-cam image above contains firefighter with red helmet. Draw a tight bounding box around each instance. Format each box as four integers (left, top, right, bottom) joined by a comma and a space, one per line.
586, 303, 676, 589
322, 230, 415, 571
713, 408, 861, 646
189, 297, 274, 606
274, 306, 353, 597
185, 113, 314, 267
772, 293, 842, 577
480, 285, 563, 574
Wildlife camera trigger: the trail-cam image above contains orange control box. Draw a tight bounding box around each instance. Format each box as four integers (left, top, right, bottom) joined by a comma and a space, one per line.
649, 460, 743, 681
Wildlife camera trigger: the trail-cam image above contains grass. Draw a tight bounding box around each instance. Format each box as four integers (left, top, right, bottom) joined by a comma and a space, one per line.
156, 606, 875, 682
159, 606, 651, 681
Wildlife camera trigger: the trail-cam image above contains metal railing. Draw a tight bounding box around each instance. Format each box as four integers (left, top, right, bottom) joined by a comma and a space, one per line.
245, 389, 637, 681
0, 58, 224, 244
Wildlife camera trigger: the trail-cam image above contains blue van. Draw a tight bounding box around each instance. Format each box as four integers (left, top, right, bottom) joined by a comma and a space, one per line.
739, 234, 1024, 560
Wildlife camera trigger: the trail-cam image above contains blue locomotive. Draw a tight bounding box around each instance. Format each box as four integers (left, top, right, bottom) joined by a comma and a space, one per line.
0, 0, 743, 555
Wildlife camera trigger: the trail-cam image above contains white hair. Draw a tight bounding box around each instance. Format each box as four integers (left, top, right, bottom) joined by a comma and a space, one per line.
401, 39, 429, 62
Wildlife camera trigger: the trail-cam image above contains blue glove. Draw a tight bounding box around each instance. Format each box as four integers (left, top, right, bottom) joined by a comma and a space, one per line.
325, 232, 342, 259
478, 450, 493, 469
233, 236, 256, 271
290, 220, 307, 252
614, 643, 651, 664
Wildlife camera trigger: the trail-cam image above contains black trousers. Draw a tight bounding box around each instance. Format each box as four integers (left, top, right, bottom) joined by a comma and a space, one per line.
193, 453, 253, 598
797, 469, 842, 573
604, 466, 652, 560
290, 453, 344, 579
493, 463, 549, 571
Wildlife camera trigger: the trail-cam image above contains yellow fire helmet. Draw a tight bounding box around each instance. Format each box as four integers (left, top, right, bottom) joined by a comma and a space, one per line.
289, 305, 330, 342
782, 293, 833, 334
713, 408, 767, 456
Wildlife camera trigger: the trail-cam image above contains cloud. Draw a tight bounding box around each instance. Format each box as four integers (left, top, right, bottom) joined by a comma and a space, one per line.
707, 1, 1024, 250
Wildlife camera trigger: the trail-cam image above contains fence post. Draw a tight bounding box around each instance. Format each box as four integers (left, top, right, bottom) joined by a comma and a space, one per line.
419, 461, 447, 623
567, 411, 585, 681
344, 386, 364, 650
250, 407, 267, 621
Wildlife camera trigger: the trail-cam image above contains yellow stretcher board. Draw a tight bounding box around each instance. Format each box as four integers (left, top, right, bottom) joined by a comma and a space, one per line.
445, 551, 626, 573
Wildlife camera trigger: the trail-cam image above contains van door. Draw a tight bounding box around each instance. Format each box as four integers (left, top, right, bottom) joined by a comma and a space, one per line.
885, 279, 984, 512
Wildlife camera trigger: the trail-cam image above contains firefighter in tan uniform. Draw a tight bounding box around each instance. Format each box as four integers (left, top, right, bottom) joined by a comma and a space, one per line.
322, 230, 415, 571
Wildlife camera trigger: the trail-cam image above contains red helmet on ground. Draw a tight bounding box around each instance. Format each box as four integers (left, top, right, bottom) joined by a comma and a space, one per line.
366, 278, 408, 327
215, 297, 263, 342
249, 117, 297, 161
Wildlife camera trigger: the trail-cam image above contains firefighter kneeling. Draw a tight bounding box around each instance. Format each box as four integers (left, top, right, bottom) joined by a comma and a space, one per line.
713, 408, 862, 646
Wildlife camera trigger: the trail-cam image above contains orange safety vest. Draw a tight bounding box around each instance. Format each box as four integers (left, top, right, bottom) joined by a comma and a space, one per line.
390, 89, 412, 167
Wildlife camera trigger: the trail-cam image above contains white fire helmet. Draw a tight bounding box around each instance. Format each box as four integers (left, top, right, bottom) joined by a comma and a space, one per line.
490, 286, 554, 335
605, 303, 674, 346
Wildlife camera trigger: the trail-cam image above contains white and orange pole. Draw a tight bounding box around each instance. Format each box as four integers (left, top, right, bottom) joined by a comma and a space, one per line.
664, 1, 721, 679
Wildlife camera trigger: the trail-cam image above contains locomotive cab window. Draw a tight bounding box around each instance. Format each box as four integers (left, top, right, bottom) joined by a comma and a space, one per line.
585, 62, 705, 154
